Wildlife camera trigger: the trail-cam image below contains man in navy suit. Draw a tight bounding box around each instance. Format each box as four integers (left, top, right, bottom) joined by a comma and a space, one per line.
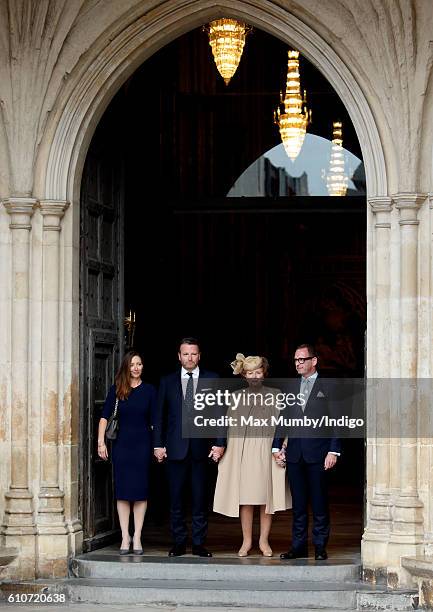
154, 338, 225, 557
273, 344, 340, 561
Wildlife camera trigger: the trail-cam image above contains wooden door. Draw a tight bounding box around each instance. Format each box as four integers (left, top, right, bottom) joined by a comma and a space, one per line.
79, 144, 124, 551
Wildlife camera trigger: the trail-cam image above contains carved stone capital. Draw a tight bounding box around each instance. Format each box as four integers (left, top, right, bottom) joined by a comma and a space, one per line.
369, 196, 392, 228
39, 200, 69, 231
393, 193, 427, 226
369, 196, 393, 214
3, 198, 37, 230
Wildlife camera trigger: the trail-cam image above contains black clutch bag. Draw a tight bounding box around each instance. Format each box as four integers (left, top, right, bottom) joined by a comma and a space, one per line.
105, 398, 119, 440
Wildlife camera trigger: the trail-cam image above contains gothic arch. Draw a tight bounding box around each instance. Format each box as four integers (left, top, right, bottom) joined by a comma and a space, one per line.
36, 0, 387, 202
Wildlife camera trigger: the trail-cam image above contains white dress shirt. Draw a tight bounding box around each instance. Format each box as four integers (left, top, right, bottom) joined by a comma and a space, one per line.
181, 366, 200, 397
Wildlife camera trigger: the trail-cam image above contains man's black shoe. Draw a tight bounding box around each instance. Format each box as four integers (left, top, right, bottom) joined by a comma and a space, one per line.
315, 548, 328, 560
192, 545, 212, 557
168, 543, 186, 557
280, 548, 308, 560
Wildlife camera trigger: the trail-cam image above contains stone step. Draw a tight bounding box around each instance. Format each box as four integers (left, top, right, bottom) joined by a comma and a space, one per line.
0, 578, 418, 610
357, 590, 419, 611
71, 553, 361, 583
54, 577, 368, 608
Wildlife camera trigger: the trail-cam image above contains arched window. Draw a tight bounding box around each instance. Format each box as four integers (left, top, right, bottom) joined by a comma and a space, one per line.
227, 135, 365, 197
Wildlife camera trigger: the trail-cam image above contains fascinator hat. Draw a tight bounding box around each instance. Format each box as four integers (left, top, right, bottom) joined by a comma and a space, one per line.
230, 353, 265, 376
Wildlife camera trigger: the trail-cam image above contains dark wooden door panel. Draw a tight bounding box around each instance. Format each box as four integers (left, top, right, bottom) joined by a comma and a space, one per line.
80, 144, 124, 551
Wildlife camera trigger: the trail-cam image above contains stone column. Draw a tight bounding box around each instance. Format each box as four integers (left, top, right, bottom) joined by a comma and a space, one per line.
1, 198, 37, 577
37, 201, 69, 576
388, 193, 426, 581
362, 197, 393, 580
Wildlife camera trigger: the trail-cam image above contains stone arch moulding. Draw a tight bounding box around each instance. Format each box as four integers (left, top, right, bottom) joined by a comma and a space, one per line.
38, 0, 387, 204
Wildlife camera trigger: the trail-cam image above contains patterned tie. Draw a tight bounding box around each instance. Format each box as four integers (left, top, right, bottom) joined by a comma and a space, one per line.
185, 372, 194, 411
301, 378, 310, 412
183, 372, 194, 436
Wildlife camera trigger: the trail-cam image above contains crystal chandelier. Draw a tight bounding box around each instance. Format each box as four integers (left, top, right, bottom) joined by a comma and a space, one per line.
207, 19, 249, 85
326, 121, 349, 196
274, 50, 311, 161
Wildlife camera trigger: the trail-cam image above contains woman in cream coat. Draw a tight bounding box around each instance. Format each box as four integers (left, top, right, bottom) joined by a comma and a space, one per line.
213, 354, 291, 557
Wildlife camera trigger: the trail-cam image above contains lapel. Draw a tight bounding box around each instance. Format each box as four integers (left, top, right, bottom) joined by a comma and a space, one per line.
175, 368, 208, 404
197, 368, 210, 393
171, 371, 183, 406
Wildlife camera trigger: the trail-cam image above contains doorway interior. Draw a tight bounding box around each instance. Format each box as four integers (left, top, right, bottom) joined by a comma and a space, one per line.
79, 25, 366, 552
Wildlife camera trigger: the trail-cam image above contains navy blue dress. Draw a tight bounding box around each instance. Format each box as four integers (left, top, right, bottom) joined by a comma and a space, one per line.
102, 383, 156, 501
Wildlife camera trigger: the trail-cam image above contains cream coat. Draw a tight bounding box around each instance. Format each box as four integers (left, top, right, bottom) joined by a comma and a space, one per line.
213, 385, 292, 517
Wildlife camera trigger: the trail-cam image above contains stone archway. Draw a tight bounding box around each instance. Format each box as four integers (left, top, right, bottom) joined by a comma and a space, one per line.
8, 0, 425, 588
37, 0, 386, 573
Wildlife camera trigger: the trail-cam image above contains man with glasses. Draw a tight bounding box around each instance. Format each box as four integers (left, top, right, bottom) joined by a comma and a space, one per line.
273, 344, 340, 561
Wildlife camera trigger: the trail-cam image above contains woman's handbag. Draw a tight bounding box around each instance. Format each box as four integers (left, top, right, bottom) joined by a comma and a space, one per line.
105, 398, 119, 440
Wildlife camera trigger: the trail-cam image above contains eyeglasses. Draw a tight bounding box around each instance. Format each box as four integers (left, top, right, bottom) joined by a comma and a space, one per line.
294, 357, 313, 364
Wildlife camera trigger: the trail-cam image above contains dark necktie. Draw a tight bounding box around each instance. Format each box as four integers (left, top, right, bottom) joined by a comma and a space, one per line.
183, 372, 194, 436
185, 372, 194, 411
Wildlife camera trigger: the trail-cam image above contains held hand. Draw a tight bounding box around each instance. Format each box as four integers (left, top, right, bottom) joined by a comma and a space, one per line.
98, 442, 108, 460
209, 446, 225, 462
273, 450, 286, 467
154, 447, 167, 463
273, 450, 285, 460
324, 452, 337, 470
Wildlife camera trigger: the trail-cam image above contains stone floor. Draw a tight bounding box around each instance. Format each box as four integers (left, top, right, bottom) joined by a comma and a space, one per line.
107, 487, 363, 559
0, 490, 364, 611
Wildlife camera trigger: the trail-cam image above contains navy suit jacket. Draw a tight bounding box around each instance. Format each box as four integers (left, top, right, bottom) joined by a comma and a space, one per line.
154, 368, 225, 461
273, 375, 341, 463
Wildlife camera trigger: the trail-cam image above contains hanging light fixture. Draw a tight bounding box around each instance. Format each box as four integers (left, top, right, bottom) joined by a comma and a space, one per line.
326, 121, 349, 196
206, 18, 249, 85
274, 50, 311, 161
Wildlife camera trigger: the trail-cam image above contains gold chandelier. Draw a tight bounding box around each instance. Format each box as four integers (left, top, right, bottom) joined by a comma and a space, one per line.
207, 19, 249, 85
326, 121, 349, 196
274, 50, 311, 161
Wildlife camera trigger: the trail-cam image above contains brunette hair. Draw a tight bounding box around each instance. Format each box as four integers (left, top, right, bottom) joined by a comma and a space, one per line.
295, 343, 317, 358
178, 337, 200, 351
115, 351, 142, 400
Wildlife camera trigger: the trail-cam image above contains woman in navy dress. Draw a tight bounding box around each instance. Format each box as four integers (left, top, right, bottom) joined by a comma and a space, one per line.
98, 351, 156, 554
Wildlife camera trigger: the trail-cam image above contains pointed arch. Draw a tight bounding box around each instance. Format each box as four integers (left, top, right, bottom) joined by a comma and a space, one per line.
36, 0, 386, 202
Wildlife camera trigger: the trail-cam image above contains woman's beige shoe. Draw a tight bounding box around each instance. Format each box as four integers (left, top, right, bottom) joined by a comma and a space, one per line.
259, 541, 273, 557
238, 545, 251, 557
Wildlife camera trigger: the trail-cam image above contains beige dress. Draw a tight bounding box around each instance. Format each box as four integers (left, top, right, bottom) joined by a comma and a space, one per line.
213, 385, 292, 517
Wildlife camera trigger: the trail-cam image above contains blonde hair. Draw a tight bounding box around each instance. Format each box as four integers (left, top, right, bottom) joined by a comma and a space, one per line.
230, 353, 269, 376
